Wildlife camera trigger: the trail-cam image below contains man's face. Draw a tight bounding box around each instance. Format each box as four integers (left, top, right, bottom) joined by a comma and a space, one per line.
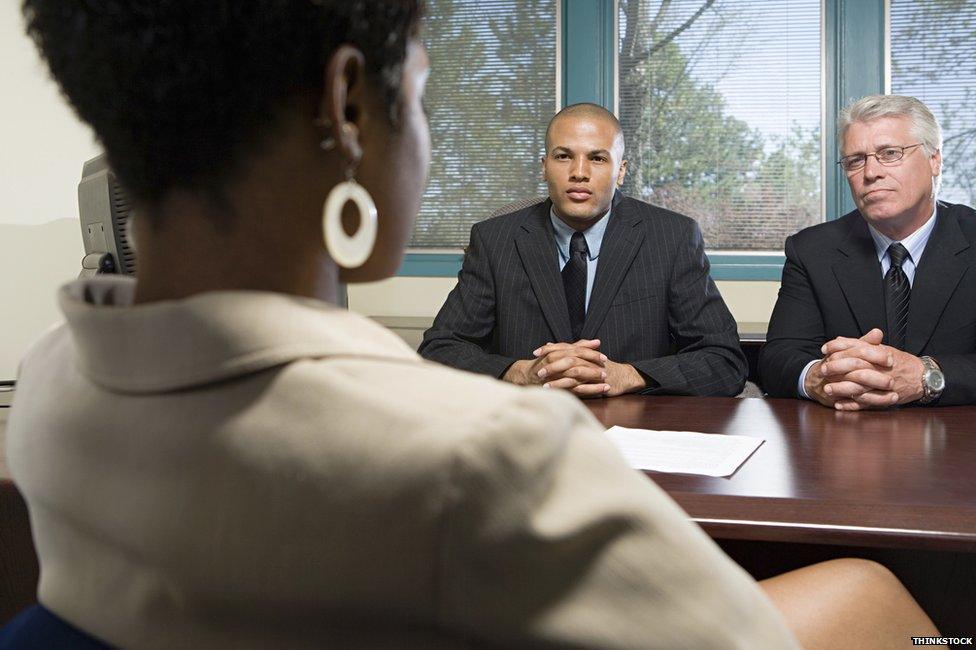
542, 115, 627, 230
842, 116, 941, 237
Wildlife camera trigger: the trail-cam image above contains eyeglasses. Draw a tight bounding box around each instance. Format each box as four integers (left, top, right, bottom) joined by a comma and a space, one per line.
837, 143, 923, 172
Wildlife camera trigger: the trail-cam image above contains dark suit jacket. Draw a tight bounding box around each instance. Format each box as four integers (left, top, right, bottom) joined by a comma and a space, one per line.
760, 202, 976, 405
418, 192, 747, 396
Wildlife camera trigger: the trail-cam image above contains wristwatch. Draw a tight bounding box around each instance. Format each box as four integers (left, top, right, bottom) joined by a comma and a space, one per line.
918, 356, 945, 405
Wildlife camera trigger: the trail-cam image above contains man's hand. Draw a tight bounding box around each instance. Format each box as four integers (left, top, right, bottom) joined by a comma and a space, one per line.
807, 328, 925, 410
529, 340, 647, 398
503, 339, 608, 395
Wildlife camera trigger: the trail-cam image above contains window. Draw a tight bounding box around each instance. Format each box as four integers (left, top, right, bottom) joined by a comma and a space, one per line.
617, 0, 822, 251
412, 0, 557, 248
890, 0, 976, 206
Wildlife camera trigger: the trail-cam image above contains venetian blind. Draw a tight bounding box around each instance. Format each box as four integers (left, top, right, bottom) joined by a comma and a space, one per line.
412, 0, 557, 248
617, 0, 821, 251
890, 0, 976, 206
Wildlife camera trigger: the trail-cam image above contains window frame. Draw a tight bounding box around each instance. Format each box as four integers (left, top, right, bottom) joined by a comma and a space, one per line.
398, 0, 887, 280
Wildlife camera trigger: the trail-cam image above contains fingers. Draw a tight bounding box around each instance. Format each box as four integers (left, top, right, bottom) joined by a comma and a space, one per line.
571, 382, 612, 397
859, 328, 884, 344
823, 344, 893, 368
818, 356, 876, 377
821, 336, 864, 355
824, 378, 898, 402
832, 389, 899, 410
534, 339, 601, 357
551, 347, 607, 366
820, 363, 894, 391
542, 376, 608, 393
853, 390, 900, 407
537, 358, 606, 382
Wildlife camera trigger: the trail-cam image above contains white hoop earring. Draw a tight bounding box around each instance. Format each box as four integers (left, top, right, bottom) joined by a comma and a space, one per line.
322, 179, 377, 268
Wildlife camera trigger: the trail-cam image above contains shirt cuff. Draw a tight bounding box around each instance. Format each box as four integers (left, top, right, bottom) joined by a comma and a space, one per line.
797, 359, 820, 400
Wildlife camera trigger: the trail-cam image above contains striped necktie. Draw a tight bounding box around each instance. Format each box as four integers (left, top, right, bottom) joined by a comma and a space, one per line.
884, 243, 910, 350
562, 231, 588, 341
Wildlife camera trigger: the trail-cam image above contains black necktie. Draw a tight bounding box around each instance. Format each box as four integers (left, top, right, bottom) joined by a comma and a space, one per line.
884, 243, 911, 350
562, 231, 588, 341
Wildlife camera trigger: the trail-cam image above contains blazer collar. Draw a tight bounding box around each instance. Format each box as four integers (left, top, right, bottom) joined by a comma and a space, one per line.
581, 192, 645, 339
906, 204, 970, 354
514, 198, 574, 341
514, 192, 642, 343
832, 205, 972, 353
833, 214, 887, 335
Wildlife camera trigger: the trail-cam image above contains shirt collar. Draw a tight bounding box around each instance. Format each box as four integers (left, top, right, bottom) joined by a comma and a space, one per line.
549, 206, 611, 262
867, 203, 938, 264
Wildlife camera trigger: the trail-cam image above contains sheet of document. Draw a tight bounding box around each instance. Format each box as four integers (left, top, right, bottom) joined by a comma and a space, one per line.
604, 425, 763, 477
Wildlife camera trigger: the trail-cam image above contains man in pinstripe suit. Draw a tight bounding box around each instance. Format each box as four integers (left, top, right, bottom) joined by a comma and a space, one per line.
420, 104, 746, 397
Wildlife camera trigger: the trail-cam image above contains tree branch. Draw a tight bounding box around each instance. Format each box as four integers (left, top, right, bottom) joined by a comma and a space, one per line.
648, 0, 716, 57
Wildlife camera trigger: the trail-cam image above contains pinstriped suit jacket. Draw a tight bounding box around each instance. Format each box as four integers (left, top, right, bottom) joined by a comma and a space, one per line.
419, 192, 747, 396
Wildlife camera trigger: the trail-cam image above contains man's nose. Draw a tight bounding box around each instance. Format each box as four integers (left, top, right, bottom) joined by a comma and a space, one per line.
862, 154, 886, 180
569, 157, 589, 181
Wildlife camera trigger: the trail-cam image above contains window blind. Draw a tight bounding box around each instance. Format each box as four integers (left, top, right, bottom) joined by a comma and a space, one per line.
617, 0, 821, 251
412, 0, 557, 248
890, 0, 976, 207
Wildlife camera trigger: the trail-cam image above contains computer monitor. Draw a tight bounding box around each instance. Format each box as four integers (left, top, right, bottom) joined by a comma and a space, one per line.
73, 155, 349, 307
77, 154, 136, 276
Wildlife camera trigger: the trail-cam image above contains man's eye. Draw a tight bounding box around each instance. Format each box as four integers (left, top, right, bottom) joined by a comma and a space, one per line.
554, 153, 569, 160
592, 156, 607, 163
879, 148, 899, 159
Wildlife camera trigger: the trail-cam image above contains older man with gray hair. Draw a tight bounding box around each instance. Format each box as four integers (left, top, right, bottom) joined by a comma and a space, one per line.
760, 94, 976, 408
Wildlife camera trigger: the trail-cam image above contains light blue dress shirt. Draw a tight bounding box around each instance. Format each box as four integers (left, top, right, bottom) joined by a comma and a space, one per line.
550, 207, 611, 313
797, 205, 938, 398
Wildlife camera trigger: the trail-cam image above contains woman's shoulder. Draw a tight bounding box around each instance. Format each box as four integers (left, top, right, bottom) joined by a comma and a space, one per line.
274, 354, 605, 459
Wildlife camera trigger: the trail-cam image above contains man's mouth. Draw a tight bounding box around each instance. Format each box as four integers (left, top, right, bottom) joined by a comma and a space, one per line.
862, 188, 892, 200
566, 188, 592, 201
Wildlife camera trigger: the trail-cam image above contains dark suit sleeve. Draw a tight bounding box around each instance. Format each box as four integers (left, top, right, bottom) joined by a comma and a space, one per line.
418, 224, 518, 378
929, 356, 976, 406
632, 221, 747, 397
759, 235, 826, 397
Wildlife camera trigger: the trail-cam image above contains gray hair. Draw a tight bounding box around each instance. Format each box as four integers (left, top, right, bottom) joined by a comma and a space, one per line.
839, 94, 942, 194
838, 94, 943, 155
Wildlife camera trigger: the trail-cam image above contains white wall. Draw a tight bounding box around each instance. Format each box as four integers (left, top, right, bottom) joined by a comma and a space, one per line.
349, 277, 780, 324
0, 4, 100, 379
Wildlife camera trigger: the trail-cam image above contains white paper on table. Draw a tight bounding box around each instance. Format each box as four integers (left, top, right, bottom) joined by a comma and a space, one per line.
604, 425, 763, 477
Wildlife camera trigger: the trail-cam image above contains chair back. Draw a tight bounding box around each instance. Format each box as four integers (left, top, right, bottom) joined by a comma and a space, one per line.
488, 196, 547, 219
0, 480, 38, 626
0, 604, 112, 649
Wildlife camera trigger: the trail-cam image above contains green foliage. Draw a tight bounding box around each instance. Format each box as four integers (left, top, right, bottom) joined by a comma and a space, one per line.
890, 0, 976, 206
619, 0, 821, 250
413, 0, 553, 247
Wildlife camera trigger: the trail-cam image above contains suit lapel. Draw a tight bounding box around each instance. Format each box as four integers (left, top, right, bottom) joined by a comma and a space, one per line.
514, 200, 574, 342
906, 206, 970, 354
832, 215, 887, 336
581, 193, 645, 340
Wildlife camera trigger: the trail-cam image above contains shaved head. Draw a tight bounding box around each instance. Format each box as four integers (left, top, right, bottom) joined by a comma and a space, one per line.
545, 103, 624, 155
542, 103, 628, 229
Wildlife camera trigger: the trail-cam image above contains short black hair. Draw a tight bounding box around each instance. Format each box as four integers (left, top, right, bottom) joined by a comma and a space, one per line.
544, 103, 623, 153
22, 0, 424, 212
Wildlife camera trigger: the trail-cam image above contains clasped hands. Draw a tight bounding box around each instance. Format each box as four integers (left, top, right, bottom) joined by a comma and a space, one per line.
804, 328, 924, 411
503, 339, 645, 397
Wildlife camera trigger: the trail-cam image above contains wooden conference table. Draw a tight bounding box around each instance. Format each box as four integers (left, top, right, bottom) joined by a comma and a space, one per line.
585, 395, 976, 633
585, 395, 976, 552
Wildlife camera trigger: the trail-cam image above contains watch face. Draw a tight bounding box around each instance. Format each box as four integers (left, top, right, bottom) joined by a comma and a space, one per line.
929, 371, 946, 392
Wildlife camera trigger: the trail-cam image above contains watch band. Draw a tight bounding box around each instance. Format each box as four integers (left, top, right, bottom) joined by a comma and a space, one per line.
919, 356, 944, 404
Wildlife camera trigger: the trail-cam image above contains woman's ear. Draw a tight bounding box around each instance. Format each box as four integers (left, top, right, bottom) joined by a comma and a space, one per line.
318, 45, 367, 169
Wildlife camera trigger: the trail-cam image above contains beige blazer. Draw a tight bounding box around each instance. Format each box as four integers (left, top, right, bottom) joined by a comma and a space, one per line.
6, 277, 796, 649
